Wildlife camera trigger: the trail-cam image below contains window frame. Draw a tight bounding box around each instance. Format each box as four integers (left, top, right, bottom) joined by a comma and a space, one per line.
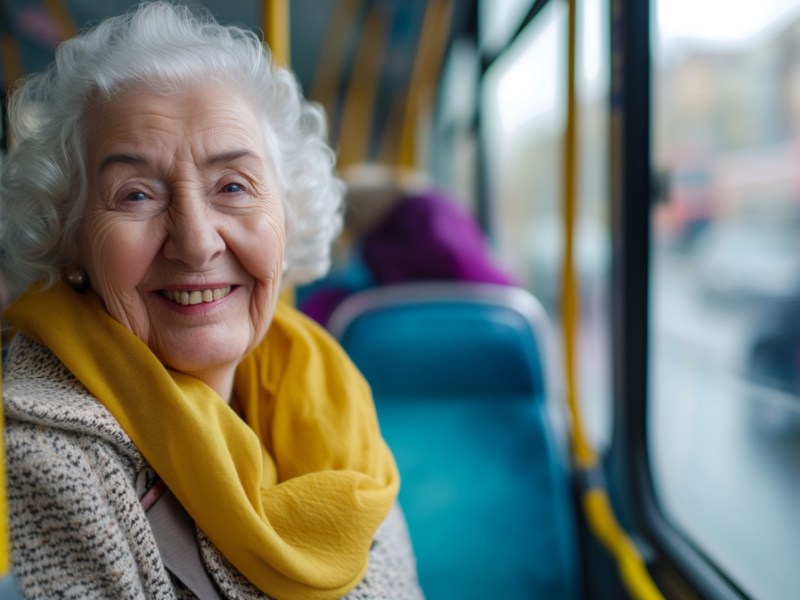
609, 1, 753, 598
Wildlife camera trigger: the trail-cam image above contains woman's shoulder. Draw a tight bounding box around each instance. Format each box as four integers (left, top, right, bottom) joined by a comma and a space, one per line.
194, 503, 424, 600
346, 503, 425, 600
4, 332, 141, 463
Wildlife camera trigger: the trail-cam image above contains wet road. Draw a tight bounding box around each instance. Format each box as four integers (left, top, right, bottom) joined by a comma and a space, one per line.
650, 251, 800, 600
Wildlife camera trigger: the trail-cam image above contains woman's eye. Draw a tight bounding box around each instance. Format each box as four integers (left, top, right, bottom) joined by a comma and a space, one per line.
221, 182, 245, 194
125, 190, 150, 202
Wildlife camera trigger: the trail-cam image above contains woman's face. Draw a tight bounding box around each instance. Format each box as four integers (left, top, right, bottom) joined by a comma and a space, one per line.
79, 82, 285, 399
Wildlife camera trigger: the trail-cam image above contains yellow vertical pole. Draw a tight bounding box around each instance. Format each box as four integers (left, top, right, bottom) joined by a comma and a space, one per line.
42, 0, 77, 40
310, 0, 366, 116
262, 0, 290, 66
3, 0, 73, 88
337, 9, 389, 168
397, 0, 454, 169
0, 360, 8, 577
0, 316, 17, 599
262, 0, 294, 304
0, 0, 19, 588
560, 1, 663, 597
0, 34, 23, 88
561, 0, 594, 470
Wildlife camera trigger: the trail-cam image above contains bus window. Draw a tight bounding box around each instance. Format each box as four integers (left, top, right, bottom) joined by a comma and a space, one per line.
650, 1, 800, 597
481, 0, 612, 448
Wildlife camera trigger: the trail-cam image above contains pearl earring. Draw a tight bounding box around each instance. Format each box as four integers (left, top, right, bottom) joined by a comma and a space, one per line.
66, 267, 89, 292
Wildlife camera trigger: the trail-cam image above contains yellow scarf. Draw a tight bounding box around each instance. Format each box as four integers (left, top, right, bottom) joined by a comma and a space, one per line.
6, 282, 399, 600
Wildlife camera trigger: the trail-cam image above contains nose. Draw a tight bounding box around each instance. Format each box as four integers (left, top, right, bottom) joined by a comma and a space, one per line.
162, 193, 226, 269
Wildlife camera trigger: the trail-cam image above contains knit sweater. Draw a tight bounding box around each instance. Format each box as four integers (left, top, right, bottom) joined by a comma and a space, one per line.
3, 333, 424, 600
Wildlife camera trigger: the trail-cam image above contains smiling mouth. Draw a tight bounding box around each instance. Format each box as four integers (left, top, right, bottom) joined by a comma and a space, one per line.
161, 286, 233, 306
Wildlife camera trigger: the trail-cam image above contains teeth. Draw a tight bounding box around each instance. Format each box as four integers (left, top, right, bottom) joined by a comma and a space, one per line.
163, 286, 231, 306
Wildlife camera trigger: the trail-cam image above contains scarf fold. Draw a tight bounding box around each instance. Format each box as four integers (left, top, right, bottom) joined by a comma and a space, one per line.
6, 281, 399, 600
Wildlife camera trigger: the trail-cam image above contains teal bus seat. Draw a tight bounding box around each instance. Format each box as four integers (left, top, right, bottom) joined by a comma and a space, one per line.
0, 574, 21, 599
328, 283, 578, 600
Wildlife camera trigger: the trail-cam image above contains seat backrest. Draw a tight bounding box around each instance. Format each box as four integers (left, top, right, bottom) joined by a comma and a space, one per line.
329, 282, 578, 600
328, 282, 554, 400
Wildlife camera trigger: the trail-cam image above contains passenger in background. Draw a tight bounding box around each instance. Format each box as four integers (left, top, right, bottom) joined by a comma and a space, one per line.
0, 3, 421, 599
299, 163, 515, 326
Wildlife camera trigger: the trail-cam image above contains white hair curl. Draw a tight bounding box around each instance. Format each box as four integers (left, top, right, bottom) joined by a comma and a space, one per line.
0, 1, 343, 291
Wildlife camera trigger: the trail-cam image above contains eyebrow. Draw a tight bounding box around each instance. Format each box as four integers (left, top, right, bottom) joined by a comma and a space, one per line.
205, 149, 261, 166
97, 149, 261, 174
98, 153, 147, 173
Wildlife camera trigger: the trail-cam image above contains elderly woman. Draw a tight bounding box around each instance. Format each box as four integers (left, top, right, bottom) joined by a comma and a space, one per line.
0, 3, 421, 599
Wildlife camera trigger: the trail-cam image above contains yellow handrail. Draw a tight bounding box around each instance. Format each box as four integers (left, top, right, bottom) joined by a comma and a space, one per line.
0, 2, 17, 583
262, 0, 290, 66
1, 33, 24, 88
261, 0, 295, 306
397, 0, 453, 169
43, 0, 77, 40
0, 338, 10, 577
560, 1, 663, 598
309, 0, 365, 118
337, 8, 389, 168
3, 0, 74, 89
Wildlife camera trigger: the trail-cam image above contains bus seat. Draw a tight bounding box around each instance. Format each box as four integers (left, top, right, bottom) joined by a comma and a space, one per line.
328, 282, 578, 600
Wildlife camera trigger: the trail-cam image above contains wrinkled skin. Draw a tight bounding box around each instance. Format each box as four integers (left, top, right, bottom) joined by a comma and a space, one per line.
78, 82, 285, 400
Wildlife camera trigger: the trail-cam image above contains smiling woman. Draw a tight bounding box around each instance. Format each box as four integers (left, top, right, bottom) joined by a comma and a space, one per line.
0, 2, 422, 599
79, 83, 285, 399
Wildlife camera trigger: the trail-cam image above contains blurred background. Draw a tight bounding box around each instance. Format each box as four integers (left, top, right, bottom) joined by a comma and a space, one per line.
2, 1, 800, 598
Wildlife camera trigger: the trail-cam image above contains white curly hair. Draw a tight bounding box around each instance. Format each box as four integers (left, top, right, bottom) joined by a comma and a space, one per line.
0, 1, 343, 292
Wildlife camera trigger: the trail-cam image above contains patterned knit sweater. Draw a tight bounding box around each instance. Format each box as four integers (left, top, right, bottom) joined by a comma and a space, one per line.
3, 334, 424, 600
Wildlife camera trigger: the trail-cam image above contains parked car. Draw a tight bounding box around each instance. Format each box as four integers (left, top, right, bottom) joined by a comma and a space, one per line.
693, 222, 800, 306
743, 291, 800, 434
